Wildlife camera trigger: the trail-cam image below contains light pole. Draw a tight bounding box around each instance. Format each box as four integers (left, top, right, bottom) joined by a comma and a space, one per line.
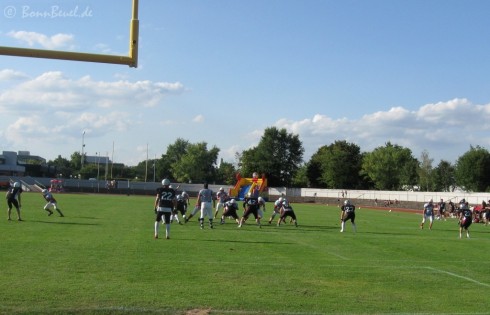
81, 131, 86, 170
97, 152, 100, 180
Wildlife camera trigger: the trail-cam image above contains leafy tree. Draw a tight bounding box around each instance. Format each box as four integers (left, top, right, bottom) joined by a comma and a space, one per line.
292, 163, 308, 187
432, 160, 455, 192
132, 159, 158, 182
70, 151, 82, 171
418, 150, 433, 191
240, 127, 304, 187
155, 139, 190, 181
171, 142, 219, 183
455, 145, 490, 192
216, 159, 237, 185
314, 141, 363, 189
361, 142, 418, 190
306, 146, 328, 188
48, 155, 73, 178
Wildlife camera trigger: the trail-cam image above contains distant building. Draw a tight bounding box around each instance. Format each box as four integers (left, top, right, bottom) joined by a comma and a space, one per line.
0, 151, 46, 176
84, 155, 111, 165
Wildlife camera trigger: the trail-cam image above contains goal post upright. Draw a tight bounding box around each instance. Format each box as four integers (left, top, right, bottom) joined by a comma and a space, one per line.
0, 0, 139, 68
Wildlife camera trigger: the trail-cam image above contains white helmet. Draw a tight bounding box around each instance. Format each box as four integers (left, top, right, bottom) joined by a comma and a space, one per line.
344, 199, 351, 205
219, 187, 224, 191
258, 197, 265, 204
161, 179, 170, 186
13, 182, 20, 188
278, 197, 284, 203
42, 189, 48, 195
230, 199, 236, 204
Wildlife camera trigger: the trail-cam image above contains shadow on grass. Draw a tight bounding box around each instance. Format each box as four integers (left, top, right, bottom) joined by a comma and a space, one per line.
361, 231, 419, 236
30, 220, 100, 226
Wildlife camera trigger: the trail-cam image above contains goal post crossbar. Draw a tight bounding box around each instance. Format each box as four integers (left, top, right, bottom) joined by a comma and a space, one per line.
0, 0, 139, 68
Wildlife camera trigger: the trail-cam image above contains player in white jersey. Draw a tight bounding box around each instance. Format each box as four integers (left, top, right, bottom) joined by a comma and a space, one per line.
41, 189, 64, 217
420, 199, 435, 230
257, 196, 266, 219
196, 183, 216, 229
214, 187, 228, 219
268, 197, 284, 224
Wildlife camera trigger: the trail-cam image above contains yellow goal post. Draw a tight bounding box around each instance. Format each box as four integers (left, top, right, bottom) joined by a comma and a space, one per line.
0, 0, 139, 68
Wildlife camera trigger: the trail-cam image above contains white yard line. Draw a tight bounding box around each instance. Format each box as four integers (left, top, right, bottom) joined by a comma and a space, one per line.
425, 266, 490, 288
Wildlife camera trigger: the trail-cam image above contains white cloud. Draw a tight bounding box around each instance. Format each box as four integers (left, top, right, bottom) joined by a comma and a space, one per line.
274, 98, 490, 163
0, 71, 185, 113
7, 31, 75, 50
0, 69, 29, 81
1, 69, 489, 166
192, 115, 204, 123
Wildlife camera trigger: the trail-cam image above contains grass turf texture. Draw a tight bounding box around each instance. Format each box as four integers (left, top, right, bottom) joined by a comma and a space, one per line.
1, 193, 490, 315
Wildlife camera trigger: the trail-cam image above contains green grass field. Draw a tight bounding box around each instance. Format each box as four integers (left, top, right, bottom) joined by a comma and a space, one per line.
1, 192, 489, 315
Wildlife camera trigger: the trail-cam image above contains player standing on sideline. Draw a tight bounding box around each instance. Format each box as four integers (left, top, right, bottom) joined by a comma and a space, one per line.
6, 181, 22, 221
458, 200, 472, 239
41, 189, 64, 217
214, 187, 228, 219
154, 179, 177, 239
220, 199, 240, 224
238, 193, 262, 228
268, 197, 283, 224
485, 200, 490, 226
420, 199, 435, 230
196, 183, 215, 229
277, 198, 298, 227
340, 199, 356, 232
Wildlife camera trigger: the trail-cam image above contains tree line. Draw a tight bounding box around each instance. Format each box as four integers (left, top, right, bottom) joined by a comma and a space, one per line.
45, 126, 490, 192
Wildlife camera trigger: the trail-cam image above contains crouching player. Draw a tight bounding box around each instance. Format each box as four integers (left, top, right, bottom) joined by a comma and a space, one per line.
171, 193, 187, 224
220, 199, 240, 224
268, 197, 284, 224
42, 189, 64, 217
277, 198, 298, 227
238, 194, 262, 228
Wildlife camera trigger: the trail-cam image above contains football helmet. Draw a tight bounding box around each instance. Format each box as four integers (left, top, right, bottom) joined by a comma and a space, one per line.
161, 179, 171, 186
13, 182, 20, 188
344, 199, 351, 205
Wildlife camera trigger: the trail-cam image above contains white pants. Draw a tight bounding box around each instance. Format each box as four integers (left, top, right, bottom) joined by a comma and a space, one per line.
200, 202, 213, 219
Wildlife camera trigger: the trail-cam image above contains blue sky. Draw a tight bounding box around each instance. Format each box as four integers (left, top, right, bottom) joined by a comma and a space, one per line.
1, 0, 489, 167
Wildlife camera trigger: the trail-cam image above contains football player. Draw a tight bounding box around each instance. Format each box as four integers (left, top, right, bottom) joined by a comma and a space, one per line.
340, 199, 356, 233
41, 189, 64, 217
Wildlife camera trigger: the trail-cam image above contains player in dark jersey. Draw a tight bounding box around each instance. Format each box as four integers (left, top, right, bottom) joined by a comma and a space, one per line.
6, 182, 23, 221
458, 201, 472, 239
172, 193, 188, 224
340, 199, 356, 233
277, 198, 298, 227
154, 179, 177, 239
220, 199, 240, 224
438, 198, 446, 221
238, 194, 262, 228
